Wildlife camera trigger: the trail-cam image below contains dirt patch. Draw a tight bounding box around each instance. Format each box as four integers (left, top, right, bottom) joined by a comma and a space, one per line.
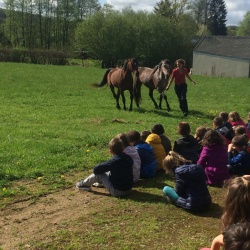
0, 177, 113, 250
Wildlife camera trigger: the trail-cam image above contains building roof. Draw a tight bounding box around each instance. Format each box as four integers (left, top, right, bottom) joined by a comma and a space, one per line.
194, 36, 250, 60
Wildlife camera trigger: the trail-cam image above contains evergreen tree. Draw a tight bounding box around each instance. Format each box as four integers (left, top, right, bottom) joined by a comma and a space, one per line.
207, 0, 227, 35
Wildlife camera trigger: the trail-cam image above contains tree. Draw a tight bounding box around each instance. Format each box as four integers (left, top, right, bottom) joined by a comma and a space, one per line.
207, 0, 227, 35
154, 0, 190, 24
154, 0, 175, 19
237, 11, 250, 36
75, 10, 136, 66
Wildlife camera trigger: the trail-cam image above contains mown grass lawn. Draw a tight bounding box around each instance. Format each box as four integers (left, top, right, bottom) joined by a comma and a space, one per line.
0, 62, 249, 249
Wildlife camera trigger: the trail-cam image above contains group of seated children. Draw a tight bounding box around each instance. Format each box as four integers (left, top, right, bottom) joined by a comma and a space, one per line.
76, 111, 250, 213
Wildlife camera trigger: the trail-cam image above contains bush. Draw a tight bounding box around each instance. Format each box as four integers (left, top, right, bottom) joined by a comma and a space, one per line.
0, 49, 69, 65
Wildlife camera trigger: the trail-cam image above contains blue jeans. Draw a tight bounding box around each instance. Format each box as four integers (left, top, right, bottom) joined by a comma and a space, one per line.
79, 172, 132, 197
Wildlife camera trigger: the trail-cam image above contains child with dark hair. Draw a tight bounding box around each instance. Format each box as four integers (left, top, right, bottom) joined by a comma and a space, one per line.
194, 126, 208, 154
151, 123, 172, 155
219, 112, 233, 131
213, 116, 234, 143
162, 151, 211, 211
228, 134, 250, 175
197, 130, 229, 186
201, 222, 250, 250
200, 176, 250, 250
140, 130, 151, 141
127, 130, 157, 178
116, 133, 141, 183
76, 137, 133, 197
173, 122, 199, 163
166, 59, 196, 117
233, 125, 247, 136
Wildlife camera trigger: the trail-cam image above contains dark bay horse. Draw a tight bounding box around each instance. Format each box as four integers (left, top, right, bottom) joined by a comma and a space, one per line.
134, 59, 172, 111
98, 58, 139, 111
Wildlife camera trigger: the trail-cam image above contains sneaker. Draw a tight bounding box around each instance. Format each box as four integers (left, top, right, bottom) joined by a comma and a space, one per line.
183, 112, 188, 117
92, 182, 104, 188
76, 182, 92, 191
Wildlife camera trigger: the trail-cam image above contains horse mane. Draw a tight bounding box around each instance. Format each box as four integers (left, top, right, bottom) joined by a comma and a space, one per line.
123, 60, 128, 71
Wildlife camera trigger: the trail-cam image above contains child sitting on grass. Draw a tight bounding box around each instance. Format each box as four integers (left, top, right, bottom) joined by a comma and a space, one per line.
76, 137, 133, 197
162, 151, 211, 211
151, 124, 172, 155
228, 134, 250, 175
201, 222, 250, 250
173, 122, 199, 163
200, 176, 250, 250
116, 133, 141, 183
128, 130, 157, 178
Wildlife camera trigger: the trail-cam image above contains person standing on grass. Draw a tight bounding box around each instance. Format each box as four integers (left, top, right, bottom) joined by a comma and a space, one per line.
166, 59, 195, 117
162, 151, 211, 211
76, 137, 133, 197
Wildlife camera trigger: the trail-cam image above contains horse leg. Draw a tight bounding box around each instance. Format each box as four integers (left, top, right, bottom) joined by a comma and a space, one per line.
149, 89, 159, 109
163, 93, 171, 112
159, 94, 163, 109
120, 90, 127, 111
128, 90, 133, 111
110, 85, 120, 109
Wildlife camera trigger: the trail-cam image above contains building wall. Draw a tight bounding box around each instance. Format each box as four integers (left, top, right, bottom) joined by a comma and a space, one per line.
192, 52, 250, 78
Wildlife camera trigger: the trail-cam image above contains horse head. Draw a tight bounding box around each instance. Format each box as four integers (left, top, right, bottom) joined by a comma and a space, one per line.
158, 59, 172, 80
123, 58, 139, 76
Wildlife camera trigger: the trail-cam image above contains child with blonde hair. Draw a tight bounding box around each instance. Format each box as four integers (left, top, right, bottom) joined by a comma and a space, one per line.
162, 151, 211, 211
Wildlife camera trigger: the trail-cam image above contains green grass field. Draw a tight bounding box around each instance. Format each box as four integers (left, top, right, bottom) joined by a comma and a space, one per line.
0, 62, 249, 249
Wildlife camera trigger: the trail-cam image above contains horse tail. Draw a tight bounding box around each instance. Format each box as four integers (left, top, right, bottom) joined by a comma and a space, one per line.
133, 76, 142, 108
98, 68, 112, 87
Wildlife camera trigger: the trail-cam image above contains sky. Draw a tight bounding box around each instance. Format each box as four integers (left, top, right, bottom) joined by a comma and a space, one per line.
99, 0, 249, 26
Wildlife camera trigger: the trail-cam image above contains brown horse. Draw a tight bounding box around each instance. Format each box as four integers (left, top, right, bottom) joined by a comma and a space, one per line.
134, 59, 172, 111
98, 58, 139, 111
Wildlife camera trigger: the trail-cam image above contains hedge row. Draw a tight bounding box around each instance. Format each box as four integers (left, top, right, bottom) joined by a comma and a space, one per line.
0, 49, 69, 65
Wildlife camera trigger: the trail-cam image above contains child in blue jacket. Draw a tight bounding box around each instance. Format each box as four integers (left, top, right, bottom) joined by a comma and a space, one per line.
228, 134, 250, 175
162, 151, 211, 211
76, 137, 134, 197
128, 130, 157, 178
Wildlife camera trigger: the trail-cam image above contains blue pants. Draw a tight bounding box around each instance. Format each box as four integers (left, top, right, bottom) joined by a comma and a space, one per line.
174, 83, 188, 113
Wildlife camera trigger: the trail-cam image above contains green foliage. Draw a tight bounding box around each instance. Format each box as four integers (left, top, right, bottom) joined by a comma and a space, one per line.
237, 11, 250, 36
75, 11, 195, 66
0, 49, 69, 65
207, 0, 227, 35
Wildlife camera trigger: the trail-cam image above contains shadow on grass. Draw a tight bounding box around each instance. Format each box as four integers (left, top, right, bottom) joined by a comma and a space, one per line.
133, 106, 216, 120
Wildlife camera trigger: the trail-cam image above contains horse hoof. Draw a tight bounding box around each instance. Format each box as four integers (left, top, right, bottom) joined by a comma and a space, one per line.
167, 107, 171, 112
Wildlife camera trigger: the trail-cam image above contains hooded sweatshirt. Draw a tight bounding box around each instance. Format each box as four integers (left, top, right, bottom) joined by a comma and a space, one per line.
146, 133, 166, 170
